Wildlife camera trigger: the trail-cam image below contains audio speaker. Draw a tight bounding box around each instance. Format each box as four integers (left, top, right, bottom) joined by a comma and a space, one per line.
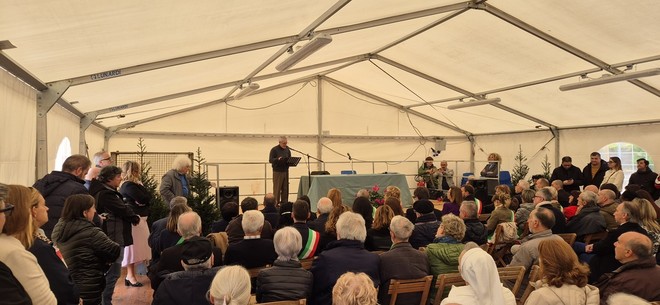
216, 186, 239, 210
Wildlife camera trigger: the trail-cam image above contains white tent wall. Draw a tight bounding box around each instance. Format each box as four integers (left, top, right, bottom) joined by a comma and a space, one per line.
0, 69, 37, 185
47, 104, 80, 171
84, 124, 107, 156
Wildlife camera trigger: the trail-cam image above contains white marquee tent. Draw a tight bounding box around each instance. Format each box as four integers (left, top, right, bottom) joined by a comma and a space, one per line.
1, 0, 659, 198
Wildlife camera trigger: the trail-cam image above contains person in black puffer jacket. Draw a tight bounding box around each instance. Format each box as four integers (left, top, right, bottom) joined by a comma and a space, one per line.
89, 166, 140, 305
459, 201, 488, 245
52, 194, 120, 305
33, 154, 91, 238
256, 227, 313, 303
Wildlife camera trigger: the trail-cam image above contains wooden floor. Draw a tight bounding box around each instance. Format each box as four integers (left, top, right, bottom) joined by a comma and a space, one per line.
112, 267, 153, 305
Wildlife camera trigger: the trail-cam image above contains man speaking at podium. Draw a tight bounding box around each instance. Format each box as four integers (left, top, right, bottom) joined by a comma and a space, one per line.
269, 136, 292, 205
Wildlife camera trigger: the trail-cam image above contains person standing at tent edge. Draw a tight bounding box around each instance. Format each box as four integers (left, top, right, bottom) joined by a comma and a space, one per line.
269, 136, 291, 205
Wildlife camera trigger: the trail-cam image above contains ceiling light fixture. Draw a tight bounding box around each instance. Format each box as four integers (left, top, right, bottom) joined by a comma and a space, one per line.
447, 98, 501, 110
275, 33, 332, 72
234, 83, 259, 100
559, 68, 660, 91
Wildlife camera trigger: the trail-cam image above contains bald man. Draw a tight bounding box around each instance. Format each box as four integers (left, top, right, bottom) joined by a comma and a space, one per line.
595, 232, 660, 303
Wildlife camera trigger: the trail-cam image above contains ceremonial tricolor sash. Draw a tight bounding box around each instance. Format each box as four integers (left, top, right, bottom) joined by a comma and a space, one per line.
298, 229, 320, 259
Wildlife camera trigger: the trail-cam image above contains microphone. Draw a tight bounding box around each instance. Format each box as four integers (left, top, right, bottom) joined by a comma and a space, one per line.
347, 153, 352, 160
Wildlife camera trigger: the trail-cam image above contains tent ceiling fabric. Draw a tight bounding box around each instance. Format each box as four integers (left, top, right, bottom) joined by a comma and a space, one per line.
1, 0, 658, 136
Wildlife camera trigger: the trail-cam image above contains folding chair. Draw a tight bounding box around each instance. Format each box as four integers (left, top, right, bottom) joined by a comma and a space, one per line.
256, 299, 306, 305
583, 231, 608, 244
518, 265, 540, 305
557, 233, 577, 246
487, 224, 516, 267
387, 275, 433, 305
300, 257, 314, 270
478, 213, 491, 223
247, 265, 271, 279
497, 265, 526, 296
433, 272, 466, 305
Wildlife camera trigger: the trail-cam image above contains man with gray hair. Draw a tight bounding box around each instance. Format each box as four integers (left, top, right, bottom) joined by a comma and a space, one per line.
551, 179, 570, 207
152, 236, 219, 305
159, 155, 192, 205
534, 187, 566, 233
378, 216, 430, 305
566, 190, 606, 240
311, 212, 380, 305
269, 136, 292, 205
149, 211, 222, 290
355, 188, 370, 199
308, 197, 332, 233
459, 201, 487, 245
224, 210, 277, 269
596, 232, 660, 303
598, 189, 619, 231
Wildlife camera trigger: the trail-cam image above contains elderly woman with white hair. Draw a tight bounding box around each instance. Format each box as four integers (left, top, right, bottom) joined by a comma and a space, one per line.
311, 211, 380, 305
159, 155, 192, 206
208, 265, 251, 305
256, 227, 313, 303
440, 242, 516, 305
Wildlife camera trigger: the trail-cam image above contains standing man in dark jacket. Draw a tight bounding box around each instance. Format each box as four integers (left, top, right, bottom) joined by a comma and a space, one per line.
583, 152, 609, 188
550, 156, 584, 193
311, 212, 380, 305
629, 158, 659, 200
33, 154, 91, 238
378, 216, 430, 305
269, 136, 292, 205
152, 236, 220, 305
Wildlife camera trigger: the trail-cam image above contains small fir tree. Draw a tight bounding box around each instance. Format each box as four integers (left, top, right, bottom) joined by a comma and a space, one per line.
137, 138, 169, 227
511, 145, 530, 186
187, 147, 219, 235
541, 154, 552, 181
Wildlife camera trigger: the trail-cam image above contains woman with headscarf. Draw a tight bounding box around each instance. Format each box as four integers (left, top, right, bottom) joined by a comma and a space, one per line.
440, 242, 516, 305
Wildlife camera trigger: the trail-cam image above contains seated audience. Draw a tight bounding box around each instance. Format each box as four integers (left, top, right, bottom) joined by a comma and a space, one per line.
408, 198, 441, 249
384, 186, 402, 202
224, 210, 277, 268
525, 238, 599, 305
208, 265, 251, 305
405, 187, 442, 223
515, 189, 536, 230
580, 201, 648, 283
442, 186, 462, 216
378, 216, 430, 305
356, 188, 370, 199
462, 184, 483, 215
595, 232, 660, 304
297, 195, 317, 221
510, 208, 562, 271
324, 204, 349, 241
256, 227, 312, 303
52, 194, 120, 305
534, 187, 567, 233
153, 200, 192, 263
327, 188, 344, 209
566, 191, 606, 241
278, 201, 294, 228
564, 190, 581, 220
597, 190, 619, 231
552, 179, 571, 207
0, 183, 31, 305
211, 201, 239, 233
486, 193, 514, 234
366, 205, 394, 251
599, 183, 621, 201
513, 180, 530, 208
427, 214, 466, 277
606, 293, 653, 305
311, 212, 380, 305
308, 197, 332, 233
226, 197, 274, 243
332, 272, 378, 305
352, 197, 374, 230
152, 236, 219, 305
459, 201, 487, 245
441, 242, 516, 305
2, 184, 58, 305
149, 211, 222, 290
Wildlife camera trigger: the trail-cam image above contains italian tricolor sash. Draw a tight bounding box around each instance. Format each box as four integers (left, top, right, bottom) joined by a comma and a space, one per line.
298, 229, 320, 259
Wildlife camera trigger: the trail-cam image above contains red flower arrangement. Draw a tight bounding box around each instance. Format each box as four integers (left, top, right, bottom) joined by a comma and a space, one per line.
369, 184, 384, 208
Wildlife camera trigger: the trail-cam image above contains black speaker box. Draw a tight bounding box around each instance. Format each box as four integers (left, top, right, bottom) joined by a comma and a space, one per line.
216, 186, 239, 210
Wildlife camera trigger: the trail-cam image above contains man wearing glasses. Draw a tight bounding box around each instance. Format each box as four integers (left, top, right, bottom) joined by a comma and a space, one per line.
84, 151, 113, 189
33, 154, 92, 238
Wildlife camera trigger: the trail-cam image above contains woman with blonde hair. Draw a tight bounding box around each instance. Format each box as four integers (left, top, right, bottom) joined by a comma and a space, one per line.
384, 185, 401, 201
327, 188, 344, 208
481, 153, 502, 178
324, 205, 349, 240
630, 197, 660, 255
365, 205, 394, 251
119, 160, 152, 287
332, 272, 378, 305
209, 265, 251, 305
1, 184, 57, 305
525, 238, 599, 305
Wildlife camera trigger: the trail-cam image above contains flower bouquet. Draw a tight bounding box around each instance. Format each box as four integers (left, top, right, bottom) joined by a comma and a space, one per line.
369, 184, 384, 208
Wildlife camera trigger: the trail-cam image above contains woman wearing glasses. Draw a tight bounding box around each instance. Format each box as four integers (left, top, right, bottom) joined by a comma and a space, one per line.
601, 157, 624, 192
0, 184, 57, 305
